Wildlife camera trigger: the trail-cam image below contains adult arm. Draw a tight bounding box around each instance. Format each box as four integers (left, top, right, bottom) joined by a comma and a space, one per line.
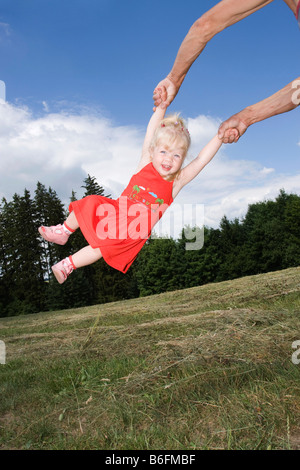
218, 77, 300, 143
283, 0, 298, 14
153, 0, 274, 109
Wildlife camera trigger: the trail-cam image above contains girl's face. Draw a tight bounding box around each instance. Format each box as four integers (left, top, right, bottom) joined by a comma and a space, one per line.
151, 143, 186, 180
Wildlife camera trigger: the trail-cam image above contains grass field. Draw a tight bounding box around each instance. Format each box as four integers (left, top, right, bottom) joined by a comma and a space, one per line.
0, 267, 300, 450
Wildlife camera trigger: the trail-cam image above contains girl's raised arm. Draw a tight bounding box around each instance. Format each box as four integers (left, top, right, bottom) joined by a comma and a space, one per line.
136, 103, 166, 172
172, 134, 222, 198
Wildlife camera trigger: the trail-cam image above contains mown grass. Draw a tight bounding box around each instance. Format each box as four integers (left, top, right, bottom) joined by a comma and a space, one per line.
0, 267, 300, 450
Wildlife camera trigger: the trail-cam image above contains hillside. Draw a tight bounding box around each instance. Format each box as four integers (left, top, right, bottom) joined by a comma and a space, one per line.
0, 267, 300, 450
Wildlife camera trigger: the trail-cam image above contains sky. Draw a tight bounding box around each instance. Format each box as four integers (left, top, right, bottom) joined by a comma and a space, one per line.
0, 0, 299, 236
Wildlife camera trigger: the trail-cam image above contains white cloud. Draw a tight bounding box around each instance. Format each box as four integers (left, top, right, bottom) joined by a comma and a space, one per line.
0, 22, 11, 39
42, 101, 49, 113
0, 101, 299, 236
0, 101, 142, 204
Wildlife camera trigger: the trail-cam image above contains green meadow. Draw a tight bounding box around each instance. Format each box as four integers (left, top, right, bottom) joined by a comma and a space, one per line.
1, 267, 300, 450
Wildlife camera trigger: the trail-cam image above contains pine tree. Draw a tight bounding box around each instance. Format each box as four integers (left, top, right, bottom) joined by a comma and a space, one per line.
14, 190, 46, 312
216, 216, 246, 280
177, 225, 212, 288
136, 237, 185, 296
0, 190, 46, 315
0, 198, 14, 315
82, 174, 110, 197
279, 191, 300, 267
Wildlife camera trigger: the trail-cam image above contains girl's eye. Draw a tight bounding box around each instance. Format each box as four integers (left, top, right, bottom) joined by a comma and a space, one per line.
174, 154, 181, 159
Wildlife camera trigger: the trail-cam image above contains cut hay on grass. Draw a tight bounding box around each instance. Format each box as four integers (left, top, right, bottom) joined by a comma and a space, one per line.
0, 267, 300, 450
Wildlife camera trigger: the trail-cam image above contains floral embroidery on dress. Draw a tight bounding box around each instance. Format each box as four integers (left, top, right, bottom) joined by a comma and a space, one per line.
128, 184, 164, 208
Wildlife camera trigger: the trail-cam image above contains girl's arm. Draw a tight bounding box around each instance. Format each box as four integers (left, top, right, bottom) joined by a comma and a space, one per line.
172, 134, 223, 198
135, 104, 166, 172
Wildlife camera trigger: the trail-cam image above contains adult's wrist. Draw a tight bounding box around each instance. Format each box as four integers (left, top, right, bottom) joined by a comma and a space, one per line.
167, 71, 186, 91
235, 107, 254, 128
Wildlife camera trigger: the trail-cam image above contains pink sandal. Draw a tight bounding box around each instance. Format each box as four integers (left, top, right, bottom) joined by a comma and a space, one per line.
38, 224, 69, 245
52, 258, 74, 284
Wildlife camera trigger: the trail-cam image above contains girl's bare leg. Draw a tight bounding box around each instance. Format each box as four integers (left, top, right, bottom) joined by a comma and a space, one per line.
71, 245, 102, 268
65, 212, 102, 268
52, 245, 102, 284
65, 211, 80, 231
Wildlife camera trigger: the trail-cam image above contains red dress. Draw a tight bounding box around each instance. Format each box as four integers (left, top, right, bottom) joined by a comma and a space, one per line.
69, 163, 174, 273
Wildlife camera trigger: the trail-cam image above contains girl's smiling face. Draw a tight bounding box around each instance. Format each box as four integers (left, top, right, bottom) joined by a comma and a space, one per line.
151, 143, 186, 180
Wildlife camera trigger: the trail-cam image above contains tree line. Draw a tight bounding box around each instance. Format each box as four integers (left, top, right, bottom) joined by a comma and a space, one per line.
0, 177, 299, 317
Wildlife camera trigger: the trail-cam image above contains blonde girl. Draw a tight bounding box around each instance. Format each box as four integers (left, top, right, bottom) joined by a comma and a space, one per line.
39, 97, 222, 283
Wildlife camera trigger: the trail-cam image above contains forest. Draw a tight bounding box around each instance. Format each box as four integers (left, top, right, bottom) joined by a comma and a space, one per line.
0, 176, 299, 317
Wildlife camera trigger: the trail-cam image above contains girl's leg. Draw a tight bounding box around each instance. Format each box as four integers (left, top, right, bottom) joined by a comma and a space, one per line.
52, 246, 102, 284
64, 211, 80, 232
71, 245, 102, 268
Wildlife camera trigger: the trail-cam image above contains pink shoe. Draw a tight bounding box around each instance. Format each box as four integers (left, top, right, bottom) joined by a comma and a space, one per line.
52, 258, 74, 284
38, 224, 69, 245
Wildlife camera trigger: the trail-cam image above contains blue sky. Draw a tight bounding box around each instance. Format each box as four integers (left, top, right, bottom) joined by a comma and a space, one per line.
0, 0, 299, 231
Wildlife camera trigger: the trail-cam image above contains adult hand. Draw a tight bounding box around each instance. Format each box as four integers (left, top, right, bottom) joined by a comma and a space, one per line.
153, 77, 178, 111
218, 113, 249, 143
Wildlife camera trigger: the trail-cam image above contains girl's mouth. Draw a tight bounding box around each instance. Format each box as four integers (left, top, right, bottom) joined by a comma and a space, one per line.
162, 164, 171, 171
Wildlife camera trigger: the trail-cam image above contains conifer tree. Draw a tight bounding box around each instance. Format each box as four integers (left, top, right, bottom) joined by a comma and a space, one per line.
136, 237, 185, 296
82, 174, 110, 197
0, 198, 15, 315
14, 190, 45, 312
0, 190, 46, 315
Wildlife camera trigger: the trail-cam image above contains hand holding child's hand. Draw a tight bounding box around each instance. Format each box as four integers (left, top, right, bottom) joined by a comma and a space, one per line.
221, 128, 240, 144
153, 77, 178, 111
218, 114, 248, 143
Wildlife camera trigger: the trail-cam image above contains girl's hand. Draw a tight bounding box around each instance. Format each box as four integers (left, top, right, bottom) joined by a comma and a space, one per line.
153, 78, 178, 111
218, 114, 248, 143
222, 128, 240, 144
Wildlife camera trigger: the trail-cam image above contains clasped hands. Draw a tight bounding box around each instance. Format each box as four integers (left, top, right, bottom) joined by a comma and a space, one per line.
153, 82, 248, 144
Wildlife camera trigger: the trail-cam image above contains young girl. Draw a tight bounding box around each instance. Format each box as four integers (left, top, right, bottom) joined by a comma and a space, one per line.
38, 100, 223, 284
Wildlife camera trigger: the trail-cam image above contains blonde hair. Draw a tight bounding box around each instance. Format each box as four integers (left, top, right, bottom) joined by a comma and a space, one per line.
150, 113, 191, 156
